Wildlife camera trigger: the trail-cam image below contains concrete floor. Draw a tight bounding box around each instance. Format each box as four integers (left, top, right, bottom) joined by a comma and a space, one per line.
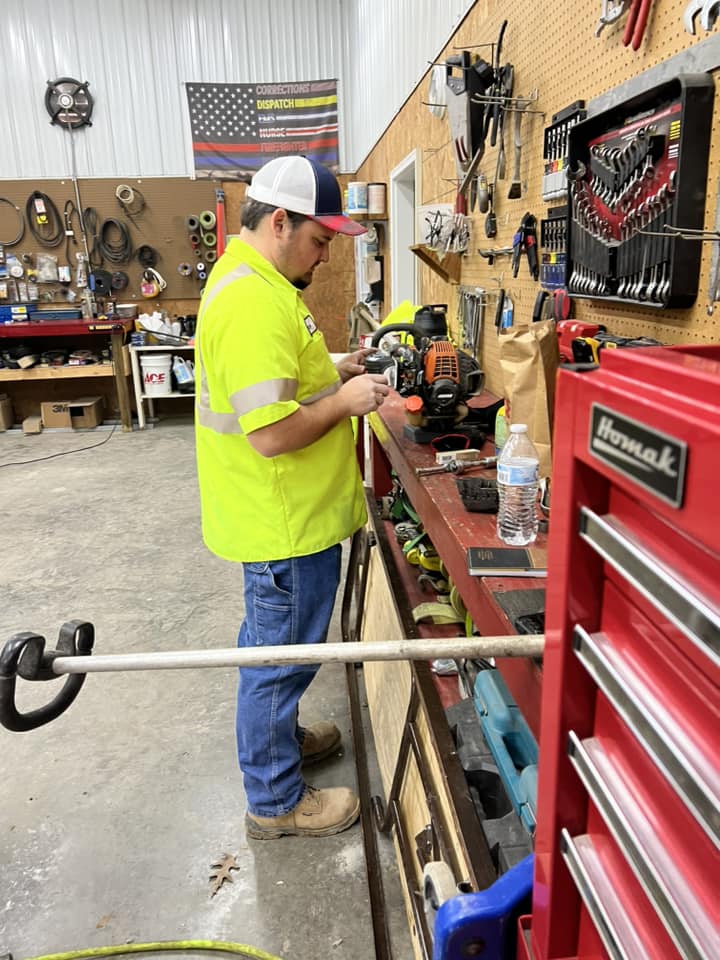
0, 420, 411, 959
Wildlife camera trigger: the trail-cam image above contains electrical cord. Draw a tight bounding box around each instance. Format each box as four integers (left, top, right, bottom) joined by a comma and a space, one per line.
83, 207, 104, 268
26, 190, 64, 247
0, 421, 117, 468
17, 940, 283, 960
0, 196, 25, 245
99, 217, 133, 264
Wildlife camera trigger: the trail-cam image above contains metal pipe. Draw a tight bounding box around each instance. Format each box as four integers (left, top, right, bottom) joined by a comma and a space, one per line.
52, 635, 544, 676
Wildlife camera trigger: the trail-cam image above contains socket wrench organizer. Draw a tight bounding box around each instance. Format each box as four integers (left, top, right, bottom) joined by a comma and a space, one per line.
566, 74, 714, 309
540, 205, 568, 289
541, 101, 586, 203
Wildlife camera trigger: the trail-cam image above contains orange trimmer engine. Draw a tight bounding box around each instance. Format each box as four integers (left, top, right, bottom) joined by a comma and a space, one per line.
422, 339, 462, 414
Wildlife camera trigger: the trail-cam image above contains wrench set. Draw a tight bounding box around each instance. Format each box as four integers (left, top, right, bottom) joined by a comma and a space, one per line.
566, 74, 715, 309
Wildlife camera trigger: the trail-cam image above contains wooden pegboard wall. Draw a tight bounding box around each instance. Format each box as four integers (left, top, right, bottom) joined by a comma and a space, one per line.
0, 177, 218, 303
354, 0, 720, 395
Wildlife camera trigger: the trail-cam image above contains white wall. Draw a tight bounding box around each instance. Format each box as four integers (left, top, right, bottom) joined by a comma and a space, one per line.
1, 0, 473, 179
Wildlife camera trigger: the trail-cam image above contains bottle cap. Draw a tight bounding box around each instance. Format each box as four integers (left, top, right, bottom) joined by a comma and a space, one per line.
509, 423, 527, 433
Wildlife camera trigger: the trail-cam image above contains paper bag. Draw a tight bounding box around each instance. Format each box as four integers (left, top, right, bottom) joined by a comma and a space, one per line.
498, 320, 560, 477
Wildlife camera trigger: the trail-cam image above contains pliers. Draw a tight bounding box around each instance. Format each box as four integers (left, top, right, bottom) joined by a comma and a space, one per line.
511, 212, 539, 280
623, 0, 653, 50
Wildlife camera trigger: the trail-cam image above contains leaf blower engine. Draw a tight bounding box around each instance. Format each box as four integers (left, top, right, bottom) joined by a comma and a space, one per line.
365, 304, 485, 441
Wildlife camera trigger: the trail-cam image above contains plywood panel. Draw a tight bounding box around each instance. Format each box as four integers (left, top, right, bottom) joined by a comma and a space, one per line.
360, 526, 475, 959
352, 0, 720, 395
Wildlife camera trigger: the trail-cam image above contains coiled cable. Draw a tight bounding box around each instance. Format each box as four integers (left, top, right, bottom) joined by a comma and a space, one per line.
0, 197, 25, 246
99, 217, 132, 264
83, 207, 103, 268
26, 190, 64, 247
63, 199, 82, 267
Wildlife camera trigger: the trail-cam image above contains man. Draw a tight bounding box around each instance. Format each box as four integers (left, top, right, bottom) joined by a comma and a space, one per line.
194, 155, 390, 839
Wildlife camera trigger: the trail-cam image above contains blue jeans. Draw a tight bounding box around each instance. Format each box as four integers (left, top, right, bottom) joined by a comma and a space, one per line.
236, 544, 342, 816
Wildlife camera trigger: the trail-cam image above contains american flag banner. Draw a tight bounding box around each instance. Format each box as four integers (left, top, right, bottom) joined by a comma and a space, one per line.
185, 79, 339, 180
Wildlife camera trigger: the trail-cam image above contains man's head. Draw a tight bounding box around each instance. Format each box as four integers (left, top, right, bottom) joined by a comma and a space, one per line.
240, 156, 366, 289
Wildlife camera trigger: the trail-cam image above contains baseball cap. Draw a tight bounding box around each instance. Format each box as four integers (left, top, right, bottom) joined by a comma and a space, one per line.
246, 156, 367, 236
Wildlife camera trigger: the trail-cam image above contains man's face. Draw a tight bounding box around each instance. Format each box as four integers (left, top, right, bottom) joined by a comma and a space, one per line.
274, 215, 335, 289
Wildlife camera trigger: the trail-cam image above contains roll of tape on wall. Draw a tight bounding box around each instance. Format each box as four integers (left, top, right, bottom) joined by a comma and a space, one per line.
202, 232, 217, 247
199, 210, 216, 230
186, 215, 200, 231
178, 262, 193, 276
189, 233, 200, 245
205, 250, 217, 263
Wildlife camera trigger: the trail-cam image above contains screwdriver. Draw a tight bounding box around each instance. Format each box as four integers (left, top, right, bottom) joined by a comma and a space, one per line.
415, 456, 497, 477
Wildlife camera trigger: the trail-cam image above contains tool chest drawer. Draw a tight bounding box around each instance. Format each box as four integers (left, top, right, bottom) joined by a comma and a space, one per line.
524, 345, 720, 960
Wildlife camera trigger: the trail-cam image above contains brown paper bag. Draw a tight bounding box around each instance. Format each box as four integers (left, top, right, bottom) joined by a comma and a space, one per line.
498, 320, 560, 477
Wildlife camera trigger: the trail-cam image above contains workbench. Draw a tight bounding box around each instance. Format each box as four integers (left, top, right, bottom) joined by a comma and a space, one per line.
355, 391, 546, 960
0, 318, 134, 431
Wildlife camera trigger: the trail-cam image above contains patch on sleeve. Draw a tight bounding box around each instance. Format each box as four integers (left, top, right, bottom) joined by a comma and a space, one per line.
303, 314, 318, 336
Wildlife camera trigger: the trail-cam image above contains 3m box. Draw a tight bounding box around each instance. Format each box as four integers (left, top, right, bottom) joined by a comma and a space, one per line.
0, 393, 13, 430
41, 396, 104, 429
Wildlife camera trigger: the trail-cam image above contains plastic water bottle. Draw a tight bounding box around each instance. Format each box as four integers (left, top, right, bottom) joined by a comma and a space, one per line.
496, 424, 539, 546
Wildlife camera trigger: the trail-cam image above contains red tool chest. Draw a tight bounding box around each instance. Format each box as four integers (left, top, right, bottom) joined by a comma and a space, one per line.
520, 345, 720, 960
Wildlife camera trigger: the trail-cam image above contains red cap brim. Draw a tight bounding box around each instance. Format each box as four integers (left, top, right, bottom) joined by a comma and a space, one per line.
310, 214, 368, 236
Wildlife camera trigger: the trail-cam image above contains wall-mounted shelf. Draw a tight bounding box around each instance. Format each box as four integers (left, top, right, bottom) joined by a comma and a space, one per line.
410, 244, 462, 284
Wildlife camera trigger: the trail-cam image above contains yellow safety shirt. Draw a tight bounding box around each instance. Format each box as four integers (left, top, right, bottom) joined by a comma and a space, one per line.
194, 238, 366, 562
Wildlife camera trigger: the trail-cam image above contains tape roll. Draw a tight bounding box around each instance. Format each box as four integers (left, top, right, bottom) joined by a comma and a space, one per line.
205, 250, 217, 263
199, 210, 216, 230
186, 215, 200, 231
195, 248, 203, 257
116, 183, 135, 204
196, 262, 206, 273
202, 232, 216, 247
188, 233, 200, 245
197, 271, 207, 280
177, 262, 193, 276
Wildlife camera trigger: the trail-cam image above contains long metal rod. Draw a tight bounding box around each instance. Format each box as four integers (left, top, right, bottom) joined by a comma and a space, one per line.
51, 635, 544, 676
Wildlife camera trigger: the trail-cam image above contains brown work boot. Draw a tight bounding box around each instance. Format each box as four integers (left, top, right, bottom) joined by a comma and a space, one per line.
301, 721, 342, 766
245, 786, 360, 840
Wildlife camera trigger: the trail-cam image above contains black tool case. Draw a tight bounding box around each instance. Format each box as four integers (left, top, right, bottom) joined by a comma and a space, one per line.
566, 73, 714, 310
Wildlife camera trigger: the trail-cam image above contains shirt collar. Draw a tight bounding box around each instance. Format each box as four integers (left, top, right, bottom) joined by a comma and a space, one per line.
225, 237, 302, 298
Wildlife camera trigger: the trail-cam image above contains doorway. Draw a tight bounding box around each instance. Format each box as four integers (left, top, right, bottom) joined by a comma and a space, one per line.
390, 149, 421, 309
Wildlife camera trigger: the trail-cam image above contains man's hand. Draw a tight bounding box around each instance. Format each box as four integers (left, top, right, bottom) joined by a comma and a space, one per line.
339, 373, 390, 415
335, 348, 376, 382
247, 373, 390, 458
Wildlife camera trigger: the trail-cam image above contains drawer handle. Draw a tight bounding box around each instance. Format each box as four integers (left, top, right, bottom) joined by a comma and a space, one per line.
560, 829, 647, 960
573, 624, 720, 849
568, 731, 715, 960
578, 507, 720, 670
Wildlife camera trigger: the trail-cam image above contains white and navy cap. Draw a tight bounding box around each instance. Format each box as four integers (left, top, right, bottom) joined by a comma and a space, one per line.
246, 156, 367, 236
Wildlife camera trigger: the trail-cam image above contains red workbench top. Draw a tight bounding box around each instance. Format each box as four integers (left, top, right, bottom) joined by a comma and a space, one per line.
0, 318, 134, 338
368, 391, 545, 737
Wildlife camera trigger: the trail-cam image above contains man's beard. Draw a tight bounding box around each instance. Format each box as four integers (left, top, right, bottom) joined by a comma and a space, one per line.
291, 277, 310, 290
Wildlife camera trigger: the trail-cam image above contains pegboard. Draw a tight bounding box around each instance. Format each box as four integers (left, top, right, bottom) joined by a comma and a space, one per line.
353, 0, 720, 396
0, 177, 218, 304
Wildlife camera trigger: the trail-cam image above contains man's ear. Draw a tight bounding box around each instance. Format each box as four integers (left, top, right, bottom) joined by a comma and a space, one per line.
269, 208, 289, 236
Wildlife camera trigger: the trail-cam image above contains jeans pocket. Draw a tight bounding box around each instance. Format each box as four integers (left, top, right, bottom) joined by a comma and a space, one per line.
246, 559, 293, 607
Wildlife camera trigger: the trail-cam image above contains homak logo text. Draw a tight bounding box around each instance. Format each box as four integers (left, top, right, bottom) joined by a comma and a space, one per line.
589, 404, 687, 507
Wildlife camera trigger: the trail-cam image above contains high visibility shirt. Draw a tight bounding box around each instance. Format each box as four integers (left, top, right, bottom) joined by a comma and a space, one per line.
194, 238, 366, 562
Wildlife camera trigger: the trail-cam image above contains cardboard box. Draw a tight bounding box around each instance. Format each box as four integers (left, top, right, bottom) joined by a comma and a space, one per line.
40, 396, 104, 430
0, 393, 13, 431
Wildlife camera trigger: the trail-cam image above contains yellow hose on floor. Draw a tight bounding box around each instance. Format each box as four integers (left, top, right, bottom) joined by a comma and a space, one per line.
23, 941, 283, 960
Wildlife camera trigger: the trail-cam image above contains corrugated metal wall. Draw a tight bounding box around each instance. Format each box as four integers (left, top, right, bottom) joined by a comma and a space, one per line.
1, 0, 473, 180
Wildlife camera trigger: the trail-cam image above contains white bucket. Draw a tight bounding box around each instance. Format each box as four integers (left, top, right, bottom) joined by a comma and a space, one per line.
367, 182, 386, 217
140, 353, 172, 396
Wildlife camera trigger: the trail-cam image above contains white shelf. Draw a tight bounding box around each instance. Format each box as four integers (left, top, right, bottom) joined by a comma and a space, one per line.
128, 344, 195, 429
